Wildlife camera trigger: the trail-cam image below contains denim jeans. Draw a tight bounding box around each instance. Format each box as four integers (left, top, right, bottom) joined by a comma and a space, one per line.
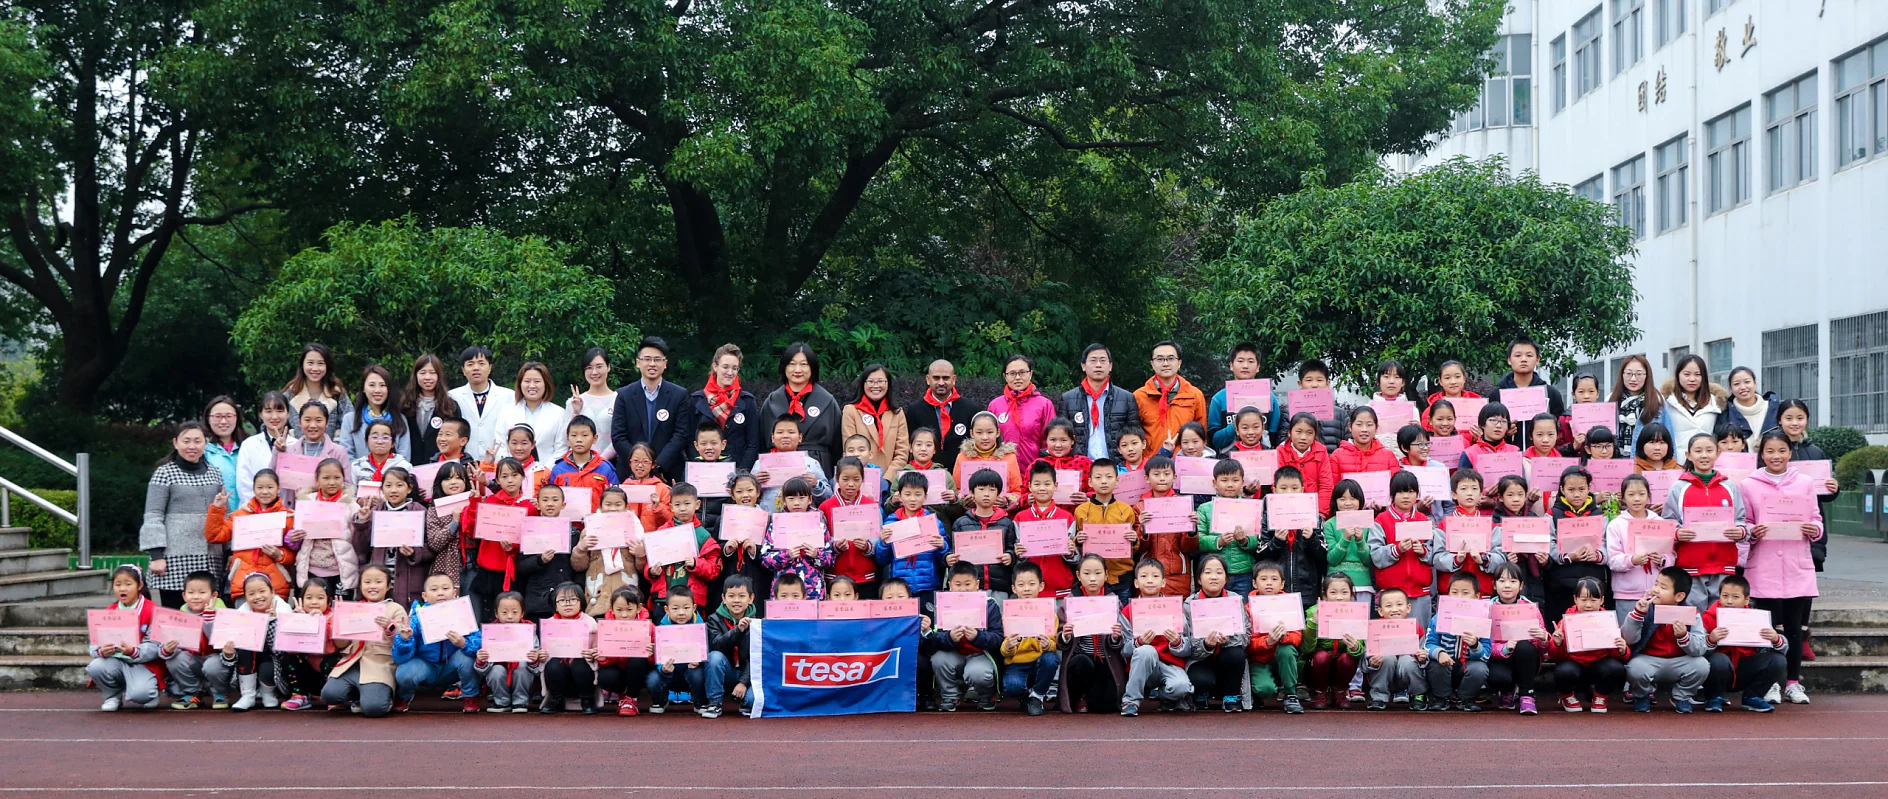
705, 651, 749, 708
1000, 651, 1062, 698
645, 662, 706, 703
394, 651, 479, 700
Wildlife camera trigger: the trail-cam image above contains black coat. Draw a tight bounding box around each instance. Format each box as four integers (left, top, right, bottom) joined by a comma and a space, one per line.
688, 388, 763, 470
902, 395, 977, 470
1059, 383, 1139, 460
759, 385, 844, 475
611, 380, 695, 480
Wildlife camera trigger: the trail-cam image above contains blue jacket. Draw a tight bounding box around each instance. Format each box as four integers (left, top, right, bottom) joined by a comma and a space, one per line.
1207, 388, 1285, 451
876, 510, 949, 593
204, 441, 241, 499
392, 601, 482, 664
1719, 391, 1780, 439
1421, 618, 1491, 662
921, 592, 1005, 654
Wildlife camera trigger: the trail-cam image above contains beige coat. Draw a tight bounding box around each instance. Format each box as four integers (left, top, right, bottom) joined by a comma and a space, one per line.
328, 599, 407, 686
841, 404, 910, 473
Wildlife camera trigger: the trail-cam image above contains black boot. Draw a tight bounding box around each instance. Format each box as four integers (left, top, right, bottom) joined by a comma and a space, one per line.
541, 695, 564, 713
580, 695, 597, 715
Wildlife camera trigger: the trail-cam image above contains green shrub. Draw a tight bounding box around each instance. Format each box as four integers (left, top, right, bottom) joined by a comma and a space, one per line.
0, 449, 152, 553
1835, 446, 1888, 492
1808, 426, 1869, 464
9, 488, 76, 549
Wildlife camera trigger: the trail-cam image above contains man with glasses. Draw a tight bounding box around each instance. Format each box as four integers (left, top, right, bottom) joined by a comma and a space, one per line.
1133, 341, 1207, 454
610, 336, 694, 479
902, 359, 975, 470
1059, 344, 1137, 461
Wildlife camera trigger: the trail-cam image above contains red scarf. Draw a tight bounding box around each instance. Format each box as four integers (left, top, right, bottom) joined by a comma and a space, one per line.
1003, 382, 1039, 409
1083, 379, 1109, 426
924, 387, 960, 437
853, 395, 890, 447
783, 382, 814, 418
1152, 377, 1178, 425
703, 377, 741, 426
1232, 438, 1265, 452
367, 453, 392, 482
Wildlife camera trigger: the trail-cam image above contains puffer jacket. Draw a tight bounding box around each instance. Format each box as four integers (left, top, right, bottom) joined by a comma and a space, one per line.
1331, 439, 1400, 487
1656, 378, 1728, 457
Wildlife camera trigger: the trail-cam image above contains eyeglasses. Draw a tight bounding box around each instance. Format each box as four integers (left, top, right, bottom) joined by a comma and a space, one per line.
1411, 440, 1431, 449
555, 597, 581, 604
638, 356, 667, 364
864, 378, 889, 386
1004, 370, 1032, 378
1152, 356, 1179, 364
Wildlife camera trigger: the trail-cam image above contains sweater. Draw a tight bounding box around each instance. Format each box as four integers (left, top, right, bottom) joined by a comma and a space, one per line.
1320, 517, 1378, 590
140, 459, 226, 592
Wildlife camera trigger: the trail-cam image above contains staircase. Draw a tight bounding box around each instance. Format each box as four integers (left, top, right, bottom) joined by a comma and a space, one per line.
0, 521, 111, 690
1800, 602, 1888, 693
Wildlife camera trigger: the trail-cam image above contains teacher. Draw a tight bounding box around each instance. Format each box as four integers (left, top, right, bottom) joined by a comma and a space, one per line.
689, 343, 761, 469
139, 422, 225, 608
611, 336, 694, 479
759, 342, 843, 474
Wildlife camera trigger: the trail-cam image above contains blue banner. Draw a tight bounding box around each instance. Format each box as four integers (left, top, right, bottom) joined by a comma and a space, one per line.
749, 617, 919, 718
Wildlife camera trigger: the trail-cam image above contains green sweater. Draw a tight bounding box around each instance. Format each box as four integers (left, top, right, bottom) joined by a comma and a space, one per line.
1300, 602, 1367, 658
1319, 518, 1376, 590
1195, 501, 1262, 575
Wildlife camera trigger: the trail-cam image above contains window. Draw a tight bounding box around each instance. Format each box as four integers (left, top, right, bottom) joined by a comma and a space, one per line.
1668, 346, 1690, 370
1577, 360, 1610, 397
1655, 135, 1688, 233
1706, 338, 1735, 387
1655, 0, 1685, 48
1765, 73, 1818, 194
1831, 311, 1888, 433
1574, 8, 1605, 100
1707, 0, 1735, 17
1574, 174, 1605, 203
1706, 105, 1752, 215
1764, 323, 1820, 420
1835, 39, 1888, 169
1613, 0, 1644, 74
1612, 155, 1646, 240
1453, 35, 1533, 131
1552, 35, 1568, 114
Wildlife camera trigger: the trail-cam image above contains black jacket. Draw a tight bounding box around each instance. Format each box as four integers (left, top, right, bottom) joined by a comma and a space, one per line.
759, 385, 844, 475
902, 395, 977, 471
514, 549, 578, 620
950, 511, 1019, 596
611, 380, 695, 479
1721, 392, 1781, 439
1059, 383, 1139, 460
1253, 513, 1328, 600
688, 388, 763, 470
1497, 373, 1568, 449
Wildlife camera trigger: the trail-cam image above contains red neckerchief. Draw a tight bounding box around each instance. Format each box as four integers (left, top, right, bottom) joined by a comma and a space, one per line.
1152, 377, 1178, 426
1083, 379, 1109, 425
367, 453, 392, 482
1018, 503, 1060, 522
516, 456, 537, 473
1121, 457, 1146, 472
784, 382, 814, 418
1002, 382, 1039, 411
316, 489, 344, 503
852, 395, 889, 447
703, 376, 741, 426
924, 387, 960, 436
908, 458, 934, 470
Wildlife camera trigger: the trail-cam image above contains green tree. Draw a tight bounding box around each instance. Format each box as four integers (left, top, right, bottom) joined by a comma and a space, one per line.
1194, 158, 1640, 389
231, 219, 640, 389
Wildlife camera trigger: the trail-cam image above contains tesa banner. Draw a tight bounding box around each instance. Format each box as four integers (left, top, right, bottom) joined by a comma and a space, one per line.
749, 616, 919, 718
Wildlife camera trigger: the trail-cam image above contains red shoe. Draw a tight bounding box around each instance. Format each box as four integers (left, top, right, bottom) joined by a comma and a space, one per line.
1333, 689, 1353, 710
1559, 694, 1584, 712
1589, 694, 1609, 714
1345, 688, 1366, 705
462, 697, 481, 714
1801, 637, 1816, 662
617, 699, 639, 717
1308, 690, 1330, 710
392, 699, 411, 714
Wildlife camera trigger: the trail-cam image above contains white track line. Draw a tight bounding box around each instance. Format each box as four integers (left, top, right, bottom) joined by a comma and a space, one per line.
2, 783, 1886, 793
2, 735, 1882, 744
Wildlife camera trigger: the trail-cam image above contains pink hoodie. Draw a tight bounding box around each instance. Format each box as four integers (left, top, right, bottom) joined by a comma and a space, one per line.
1605, 510, 1662, 602
1737, 467, 1824, 599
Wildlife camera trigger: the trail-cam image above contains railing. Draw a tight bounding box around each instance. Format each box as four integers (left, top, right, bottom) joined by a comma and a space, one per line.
0, 426, 90, 569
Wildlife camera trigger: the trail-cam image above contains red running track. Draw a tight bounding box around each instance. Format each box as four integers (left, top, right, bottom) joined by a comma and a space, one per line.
3, 691, 1887, 797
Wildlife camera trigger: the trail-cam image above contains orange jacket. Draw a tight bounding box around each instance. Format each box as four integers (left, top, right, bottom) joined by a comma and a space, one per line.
1134, 376, 1208, 453
204, 499, 295, 599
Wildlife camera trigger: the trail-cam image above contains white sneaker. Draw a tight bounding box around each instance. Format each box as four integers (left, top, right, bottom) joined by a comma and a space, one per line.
99, 696, 121, 712
1783, 683, 1810, 705
1764, 683, 1782, 704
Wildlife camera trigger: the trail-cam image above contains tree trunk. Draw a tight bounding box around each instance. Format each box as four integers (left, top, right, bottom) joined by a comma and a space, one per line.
48, 309, 122, 414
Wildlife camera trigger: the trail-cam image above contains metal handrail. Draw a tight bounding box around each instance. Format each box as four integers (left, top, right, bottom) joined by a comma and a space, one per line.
0, 425, 90, 569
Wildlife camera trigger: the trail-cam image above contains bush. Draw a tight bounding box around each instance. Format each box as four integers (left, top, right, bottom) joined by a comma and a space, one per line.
0, 448, 153, 553
1835, 446, 1888, 492
10, 488, 76, 550
1808, 426, 1868, 464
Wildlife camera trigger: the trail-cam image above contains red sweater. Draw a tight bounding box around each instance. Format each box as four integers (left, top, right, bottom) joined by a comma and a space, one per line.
1672, 470, 1739, 576
1011, 502, 1075, 596
819, 492, 880, 584
1372, 507, 1433, 598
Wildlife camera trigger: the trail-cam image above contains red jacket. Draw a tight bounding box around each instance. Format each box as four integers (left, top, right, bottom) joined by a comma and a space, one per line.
1672, 470, 1739, 576
1548, 607, 1630, 665
1035, 453, 1093, 511
1441, 511, 1497, 597
1701, 601, 1777, 671
1462, 436, 1519, 469
1421, 391, 1482, 432
460, 490, 536, 582
1275, 442, 1336, 515
819, 492, 880, 584
1332, 439, 1399, 486
1372, 507, 1432, 598
642, 522, 723, 606
1011, 502, 1076, 596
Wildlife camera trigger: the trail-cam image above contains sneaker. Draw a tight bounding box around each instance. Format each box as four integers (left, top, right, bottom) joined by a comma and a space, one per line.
442, 687, 462, 700
1409, 696, 1428, 712
1457, 700, 1482, 713
170, 696, 203, 711
281, 695, 312, 711
1249, 694, 1266, 711
1024, 694, 1044, 716
1589, 694, 1609, 714
327, 702, 349, 713
1173, 697, 1196, 713
541, 696, 564, 714
1429, 697, 1452, 712
487, 700, 510, 714
1366, 699, 1388, 711
462, 697, 481, 714
1283, 694, 1304, 715
1633, 696, 1653, 713
391, 699, 411, 714
977, 697, 998, 712
698, 704, 722, 719
1345, 688, 1366, 705
350, 703, 362, 714
1783, 682, 1810, 705
1674, 699, 1693, 714
211, 695, 230, 710
937, 701, 957, 713
99, 696, 122, 712
618, 700, 639, 717
1496, 691, 1517, 711
1308, 690, 1330, 710
1518, 696, 1537, 716
1559, 695, 1584, 712
649, 700, 669, 715
1393, 691, 1409, 704
1119, 700, 1139, 717
1764, 683, 1782, 704
1222, 695, 1242, 713
1741, 696, 1775, 713
1704, 697, 1725, 713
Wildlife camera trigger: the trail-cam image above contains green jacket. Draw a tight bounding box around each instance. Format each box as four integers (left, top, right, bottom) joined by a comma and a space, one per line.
1195, 501, 1262, 575
1300, 602, 1366, 659
1319, 518, 1376, 590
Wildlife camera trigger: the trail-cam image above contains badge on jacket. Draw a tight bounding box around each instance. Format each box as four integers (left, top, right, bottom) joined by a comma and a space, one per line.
733, 412, 745, 424
997, 412, 1010, 424
808, 406, 822, 418
656, 409, 670, 422
430, 417, 442, 429
861, 415, 874, 427
953, 423, 967, 436
1074, 412, 1086, 424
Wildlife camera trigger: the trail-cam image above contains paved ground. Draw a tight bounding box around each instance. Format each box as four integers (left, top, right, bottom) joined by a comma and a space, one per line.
1820, 534, 1888, 602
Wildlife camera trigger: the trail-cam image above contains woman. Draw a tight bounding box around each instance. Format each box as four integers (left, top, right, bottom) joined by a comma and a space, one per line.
759, 342, 843, 473
1421, 360, 1481, 433
139, 422, 225, 608
491, 361, 569, 464
565, 347, 618, 462
841, 364, 909, 473
282, 343, 351, 438
202, 396, 246, 500
1657, 354, 1724, 457
342, 365, 412, 462
400, 353, 460, 464
689, 343, 761, 469
1608, 354, 1662, 454
987, 354, 1055, 467
235, 392, 295, 507
1722, 366, 1779, 439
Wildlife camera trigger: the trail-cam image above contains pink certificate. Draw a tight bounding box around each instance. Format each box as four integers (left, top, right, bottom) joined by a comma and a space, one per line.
1247, 593, 1305, 633
654, 623, 708, 664
819, 600, 872, 620
1002, 598, 1058, 638
1796, 460, 1834, 494
1209, 498, 1263, 536
473, 503, 527, 544
956, 460, 1009, 494
1643, 469, 1683, 505
1129, 597, 1184, 638
954, 527, 1005, 565
686, 462, 736, 497
769, 512, 827, 553
1352, 471, 1393, 507
1585, 458, 1634, 494
408, 462, 443, 499
230, 511, 288, 552
1404, 464, 1451, 501
862, 467, 882, 501
1555, 516, 1605, 555
584, 512, 637, 550
481, 623, 534, 662
935, 591, 989, 630
1491, 604, 1543, 643
1761, 495, 1818, 525
519, 517, 573, 555
1564, 611, 1622, 652
1717, 607, 1774, 647
1016, 519, 1071, 558
1065, 595, 1119, 637
1188, 595, 1245, 638
1053, 469, 1083, 505
1500, 386, 1549, 419
558, 486, 593, 517
1141, 496, 1194, 534
1500, 516, 1553, 554
755, 452, 805, 489
1287, 388, 1335, 421
644, 526, 700, 566
767, 600, 819, 620
330, 601, 387, 642
208, 610, 268, 652
830, 504, 881, 542
619, 484, 661, 506
1394, 520, 1434, 544
1444, 515, 1493, 554
1114, 470, 1149, 505
1448, 397, 1489, 427
1715, 452, 1757, 482
415, 596, 477, 644
431, 490, 474, 518
538, 617, 590, 659
1528, 458, 1581, 492
1266, 492, 1319, 530
1371, 399, 1419, 432
870, 599, 919, 618
917, 469, 954, 504
1570, 402, 1617, 435
1224, 379, 1273, 413
148, 607, 205, 653
1653, 604, 1700, 626
1473, 452, 1524, 485
272, 612, 327, 654
1333, 509, 1375, 532
888, 515, 941, 559
1228, 450, 1277, 485
596, 619, 653, 658
1366, 619, 1421, 656
1315, 601, 1369, 640
355, 481, 381, 502
1173, 456, 1217, 495
274, 453, 321, 491
371, 511, 425, 549
1686, 505, 1735, 541
87, 608, 142, 650
1629, 518, 1678, 555
297, 500, 350, 541
717, 505, 768, 545
1426, 435, 1465, 468
1436, 595, 1490, 635
1452, 615, 1493, 640
1080, 523, 1133, 559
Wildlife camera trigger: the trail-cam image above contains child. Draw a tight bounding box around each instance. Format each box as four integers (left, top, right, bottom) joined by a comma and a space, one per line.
1545, 468, 1608, 627
1396, 424, 1431, 469
1713, 418, 1748, 456
280, 399, 351, 474
950, 468, 1018, 596
1166, 421, 1214, 460
1294, 359, 1348, 451
902, 427, 957, 504
758, 417, 832, 512
1622, 566, 1710, 713
1208, 342, 1282, 451
643, 483, 723, 608
1633, 421, 1681, 475
999, 562, 1061, 715
1011, 461, 1078, 596
927, 562, 1004, 711
712, 473, 772, 611
1253, 466, 1327, 601
428, 417, 479, 474
1486, 562, 1549, 715
880, 471, 949, 598
1184, 554, 1249, 712
1665, 432, 1747, 612
841, 434, 894, 503
1433, 470, 1505, 597
1037, 418, 1093, 508
1321, 479, 1378, 613
351, 418, 414, 486
1274, 413, 1335, 512
954, 411, 1024, 509
1057, 554, 1129, 714
1564, 375, 1603, 455
1605, 475, 1666, 624
688, 423, 734, 536
1742, 429, 1825, 705
1549, 577, 1630, 712
159, 571, 230, 710
348, 467, 432, 609
1492, 474, 1548, 604
1301, 573, 1365, 710
86, 565, 166, 711
621, 442, 675, 531
1422, 360, 1481, 434
460, 457, 536, 623
1245, 562, 1304, 714
577, 486, 646, 616
273, 580, 341, 710
1460, 403, 1519, 474
1581, 425, 1620, 465
391, 573, 482, 714
647, 591, 708, 715
1331, 406, 1398, 489
1701, 574, 1786, 712
320, 564, 404, 717
540, 582, 600, 714
706, 575, 760, 718
475, 591, 543, 713
1133, 456, 1195, 596
1120, 558, 1191, 716
1370, 472, 1434, 624
1499, 337, 1567, 447
290, 458, 361, 598
762, 477, 835, 599
1422, 571, 1491, 712
205, 468, 295, 601
1115, 427, 1150, 473
1223, 409, 1271, 463
1072, 458, 1138, 600
499, 424, 551, 498
549, 416, 618, 513
1426, 398, 1470, 449
820, 456, 882, 599
424, 456, 477, 587
592, 587, 654, 716
1196, 459, 1261, 596
1363, 587, 1428, 711
227, 572, 293, 711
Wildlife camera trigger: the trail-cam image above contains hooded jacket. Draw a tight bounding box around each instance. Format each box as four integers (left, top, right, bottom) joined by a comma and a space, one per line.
1736, 467, 1824, 599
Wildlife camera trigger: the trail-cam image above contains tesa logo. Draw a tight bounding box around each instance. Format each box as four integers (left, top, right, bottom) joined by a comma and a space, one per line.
782, 650, 899, 688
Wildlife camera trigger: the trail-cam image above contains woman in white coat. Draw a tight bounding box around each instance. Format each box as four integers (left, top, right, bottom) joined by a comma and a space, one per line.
1658, 354, 1725, 465
491, 361, 570, 464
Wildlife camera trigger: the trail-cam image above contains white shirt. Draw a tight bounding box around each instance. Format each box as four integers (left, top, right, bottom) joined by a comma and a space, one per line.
567, 390, 617, 461
234, 429, 289, 507
491, 398, 571, 464
447, 382, 516, 462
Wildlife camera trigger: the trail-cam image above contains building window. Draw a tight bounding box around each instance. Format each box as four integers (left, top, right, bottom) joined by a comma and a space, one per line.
1706, 338, 1735, 387
1574, 8, 1605, 101
1574, 174, 1605, 203
1835, 38, 1888, 169
1577, 360, 1610, 397
1613, 0, 1644, 74
1552, 35, 1568, 115
1655, 135, 1688, 233
1453, 35, 1533, 131
1764, 323, 1820, 420
1765, 73, 1818, 194
1655, 0, 1685, 48
1612, 155, 1646, 240
1831, 311, 1888, 433
1707, 0, 1735, 17
1667, 346, 1690, 371
1706, 105, 1752, 215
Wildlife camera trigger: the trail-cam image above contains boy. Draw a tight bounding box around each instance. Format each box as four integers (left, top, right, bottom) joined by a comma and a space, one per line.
926, 562, 1004, 711
1122, 559, 1192, 716
1294, 359, 1349, 453
447, 345, 514, 463
550, 416, 617, 513
1253, 466, 1325, 601
1422, 571, 1492, 712
1623, 566, 1711, 713
1432, 470, 1505, 598
1135, 455, 1194, 596
758, 416, 832, 511
705, 575, 760, 718
1498, 337, 1568, 449
1245, 562, 1304, 713
688, 422, 734, 528
1701, 574, 1784, 712
1073, 458, 1139, 600
999, 562, 1061, 715
1012, 461, 1078, 596
158, 571, 230, 709
949, 469, 1018, 596
771, 571, 807, 601
431, 417, 478, 471
1363, 587, 1428, 711
879, 471, 950, 598
1196, 459, 1261, 595
648, 590, 708, 715
392, 573, 483, 714
1460, 404, 1519, 472
643, 483, 724, 608
1208, 342, 1283, 451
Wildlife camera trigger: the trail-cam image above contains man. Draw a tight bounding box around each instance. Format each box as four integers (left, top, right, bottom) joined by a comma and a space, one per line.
1497, 336, 1567, 448
1133, 341, 1207, 454
610, 336, 694, 479
1207, 342, 1284, 451
903, 359, 974, 470
446, 345, 515, 463
1059, 344, 1136, 461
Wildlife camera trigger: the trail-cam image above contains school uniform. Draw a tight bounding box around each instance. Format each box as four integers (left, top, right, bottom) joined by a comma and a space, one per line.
1701, 601, 1788, 706
1662, 469, 1746, 612
1549, 607, 1630, 699
646, 613, 708, 704
1012, 502, 1077, 596
1622, 604, 1709, 704
691, 380, 762, 469
161, 600, 232, 704
1431, 511, 1507, 598
820, 493, 882, 597
447, 382, 516, 463
1369, 507, 1435, 624
1063, 379, 1139, 461
1494, 510, 1551, 605
904, 391, 976, 471
1122, 597, 1195, 707
642, 522, 723, 608
759, 383, 844, 475
612, 378, 694, 479
1545, 497, 1609, 626
924, 592, 1004, 709
475, 629, 542, 711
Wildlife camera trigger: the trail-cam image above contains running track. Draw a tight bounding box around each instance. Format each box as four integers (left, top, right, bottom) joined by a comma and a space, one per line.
4, 692, 1886, 797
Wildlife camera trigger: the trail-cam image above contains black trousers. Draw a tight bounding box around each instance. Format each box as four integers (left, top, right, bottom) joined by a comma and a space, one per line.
1488, 641, 1542, 697
1754, 596, 1812, 682
1064, 651, 1121, 713
1705, 650, 1786, 701
1552, 658, 1626, 696
1184, 647, 1245, 699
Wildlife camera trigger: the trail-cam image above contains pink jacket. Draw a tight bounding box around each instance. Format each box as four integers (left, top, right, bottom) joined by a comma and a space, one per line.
1604, 511, 1661, 601
989, 389, 1057, 467
1737, 468, 1824, 599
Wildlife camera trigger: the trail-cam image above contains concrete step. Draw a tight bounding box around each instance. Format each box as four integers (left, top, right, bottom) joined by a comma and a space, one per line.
0, 655, 88, 690
0, 627, 85, 657
1799, 656, 1888, 693
1812, 602, 1888, 628
1812, 628, 1888, 658
0, 595, 108, 627
0, 569, 109, 603
0, 527, 29, 550
0, 549, 73, 576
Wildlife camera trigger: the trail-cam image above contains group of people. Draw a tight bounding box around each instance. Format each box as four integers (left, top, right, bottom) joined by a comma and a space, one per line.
101, 335, 1835, 719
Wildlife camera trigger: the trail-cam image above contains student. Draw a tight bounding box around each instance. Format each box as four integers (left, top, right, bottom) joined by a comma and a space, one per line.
425, 461, 474, 590
1497, 337, 1568, 448
1721, 366, 1779, 440
402, 353, 462, 464
1245, 562, 1304, 714
1063, 344, 1140, 460
343, 365, 413, 462
1274, 413, 1336, 512
1363, 587, 1427, 711
290, 458, 361, 598
690, 343, 761, 469
320, 564, 404, 717
1164, 421, 1213, 460
1580, 425, 1620, 468
279, 399, 352, 473
926, 562, 1005, 711
1701, 574, 1786, 712
1460, 402, 1519, 475
347, 467, 432, 609
880, 471, 949, 598
821, 456, 882, 599
641, 483, 721, 608
1421, 360, 1481, 435
843, 364, 910, 472
1036, 418, 1092, 507
1658, 354, 1725, 451
1370, 470, 1434, 623
1521, 412, 1563, 494
549, 416, 618, 513
757, 417, 832, 512
1224, 410, 1271, 494
1321, 480, 1378, 614
1331, 406, 1399, 491
999, 562, 1061, 715
1301, 572, 1365, 710
1252, 466, 1327, 601
592, 587, 654, 716
614, 441, 672, 532
1374, 359, 1415, 403
1664, 433, 1747, 612
1633, 422, 1681, 476
1120, 558, 1192, 716
690, 423, 737, 541
1609, 354, 1662, 453
236, 391, 296, 508
1776, 398, 1841, 584
901, 427, 953, 496
459, 457, 537, 623
1207, 342, 1282, 451
953, 411, 1024, 509
1115, 427, 1151, 474
1426, 398, 1471, 457
1434, 469, 1505, 597
488, 361, 569, 466
283, 343, 352, 438
1134, 341, 1208, 455
949, 469, 1018, 596
500, 424, 552, 499
709, 474, 770, 613
392, 573, 482, 713
1293, 359, 1348, 452
351, 417, 414, 486
647, 591, 709, 715
1562, 375, 1603, 455
1184, 554, 1250, 712
539, 583, 600, 714
1623, 566, 1711, 713
1548, 577, 1630, 712
1486, 562, 1549, 715
1195, 460, 1260, 597
1605, 474, 1665, 624
1492, 474, 1548, 604
227, 572, 292, 711
705, 575, 759, 718
1714, 418, 1748, 456
273, 580, 340, 710
86, 566, 166, 711
1545, 468, 1608, 627
1742, 429, 1825, 705
1396, 424, 1432, 469
205, 468, 295, 601
1056, 554, 1129, 714
159, 571, 230, 710
761, 477, 835, 600
474, 591, 543, 713
1423, 571, 1491, 712
1072, 458, 1138, 600
988, 355, 1055, 466
427, 418, 479, 475
447, 345, 516, 463
516, 484, 590, 618
1012, 461, 1078, 596
1133, 456, 1194, 596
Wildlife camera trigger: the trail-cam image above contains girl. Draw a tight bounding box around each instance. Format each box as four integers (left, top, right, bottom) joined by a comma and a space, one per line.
278, 400, 350, 472
1183, 554, 1249, 712
592, 586, 654, 715
620, 442, 675, 531
474, 591, 543, 713
761, 477, 835, 600
1658, 354, 1725, 451
1168, 421, 1214, 459
1548, 577, 1630, 712
1604, 475, 1663, 624
500, 424, 552, 498
1609, 354, 1662, 453
1227, 409, 1271, 496
1374, 360, 1414, 403
1056, 554, 1128, 714
1396, 424, 1430, 468
351, 419, 414, 486
282, 342, 351, 438
461, 457, 537, 623
565, 347, 618, 462
1331, 406, 1398, 498
711, 474, 772, 612
581, 486, 649, 617
1633, 422, 1680, 474
1714, 418, 1749, 456
954, 411, 1024, 509
518, 484, 589, 620
760, 342, 845, 474
491, 361, 569, 464
1116, 428, 1150, 473
821, 457, 882, 599
273, 580, 340, 710
1120, 558, 1190, 716
1776, 398, 1841, 562
1545, 468, 1607, 626
1741, 430, 1825, 705
343, 365, 412, 461
843, 364, 910, 472
1422, 360, 1481, 434
321, 564, 405, 717
1722, 366, 1778, 440
1037, 418, 1093, 507
1301, 572, 1365, 709
1370, 470, 1434, 623
236, 391, 294, 507
426, 461, 473, 586
539, 582, 600, 714
1523, 412, 1562, 463
85, 565, 165, 710
228, 572, 293, 711
142, 422, 225, 608
291, 458, 360, 598
1665, 433, 1747, 612
205, 468, 295, 601
1485, 561, 1549, 715
1321, 480, 1378, 616
1564, 375, 1604, 455
401, 353, 461, 464
1462, 403, 1520, 474
691, 343, 761, 469
349, 467, 431, 609
1274, 413, 1336, 513
1492, 474, 1548, 604
203, 395, 246, 501
826, 575, 859, 600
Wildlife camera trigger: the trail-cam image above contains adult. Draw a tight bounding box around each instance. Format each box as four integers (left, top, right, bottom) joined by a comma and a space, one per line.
1496, 337, 1566, 448
282, 342, 351, 439
400, 353, 460, 464
491, 361, 570, 465
1132, 340, 1207, 453
1061, 343, 1137, 460
1421, 360, 1482, 433
759, 342, 844, 474
1204, 342, 1281, 452
1721, 366, 1779, 439
842, 364, 909, 472
689, 343, 761, 469
566, 347, 619, 463
1608, 354, 1662, 453
201, 395, 245, 500
988, 354, 1055, 466
235, 392, 294, 508
1658, 354, 1725, 454
342, 365, 412, 462
611, 336, 693, 479
904, 359, 974, 470
139, 422, 224, 608
446, 345, 514, 463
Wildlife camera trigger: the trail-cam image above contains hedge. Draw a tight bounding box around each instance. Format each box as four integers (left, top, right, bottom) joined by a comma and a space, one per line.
1836, 446, 1888, 492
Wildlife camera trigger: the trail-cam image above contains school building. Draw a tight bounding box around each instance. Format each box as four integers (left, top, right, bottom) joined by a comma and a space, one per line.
1390, 0, 1888, 443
